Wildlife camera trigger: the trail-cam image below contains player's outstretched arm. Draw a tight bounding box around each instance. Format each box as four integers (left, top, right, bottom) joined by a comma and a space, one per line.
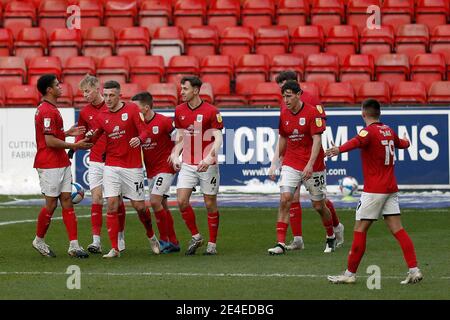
395, 132, 411, 149
65, 125, 86, 137
45, 134, 93, 150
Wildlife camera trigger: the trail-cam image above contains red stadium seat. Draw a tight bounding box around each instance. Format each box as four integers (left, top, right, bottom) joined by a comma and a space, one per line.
0, 28, 13, 56
382, 0, 414, 32
299, 82, 321, 102
360, 26, 395, 62
304, 53, 339, 92
139, 0, 172, 37
49, 28, 82, 67
375, 54, 410, 90
356, 81, 391, 103
129, 55, 164, 89
207, 0, 241, 35
39, 0, 68, 37
150, 26, 185, 66
219, 26, 255, 64
340, 54, 375, 92
15, 27, 47, 64
97, 56, 130, 84
185, 26, 219, 61
290, 26, 324, 59
311, 0, 345, 35
325, 25, 359, 64
248, 82, 282, 107
395, 24, 430, 63
200, 55, 234, 96
58, 83, 73, 107
270, 54, 304, 82
199, 82, 214, 104
28, 56, 62, 86
428, 81, 450, 104
116, 27, 150, 59
119, 83, 143, 101
82, 27, 115, 65
104, 0, 138, 33
347, 0, 381, 33
174, 0, 207, 34
75, 0, 104, 35
3, 1, 36, 39
0, 85, 5, 106
62, 56, 96, 93
166, 55, 200, 84
411, 53, 446, 91
6, 85, 40, 107
255, 26, 289, 61
415, 0, 449, 32
321, 82, 355, 104
430, 25, 450, 65
276, 0, 309, 35
215, 94, 248, 107
0, 57, 26, 89
147, 83, 178, 108
241, 0, 275, 30
235, 54, 270, 96
391, 81, 427, 104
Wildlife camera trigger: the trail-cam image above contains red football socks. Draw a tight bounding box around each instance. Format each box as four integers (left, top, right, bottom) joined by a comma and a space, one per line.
207, 212, 220, 244
138, 208, 155, 238
62, 208, 78, 241
154, 208, 169, 242
91, 204, 103, 236
276, 221, 289, 244
118, 200, 126, 233
36, 207, 54, 238
289, 202, 303, 237
106, 212, 119, 250
394, 229, 418, 269
321, 215, 335, 237
165, 209, 179, 245
347, 231, 367, 273
181, 205, 199, 236
326, 199, 340, 228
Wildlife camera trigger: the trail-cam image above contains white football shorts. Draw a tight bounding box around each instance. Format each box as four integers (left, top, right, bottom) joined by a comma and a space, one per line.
37, 166, 72, 197
88, 161, 104, 190
148, 173, 175, 197
356, 192, 401, 221
176, 163, 220, 195
103, 166, 145, 201
279, 165, 327, 201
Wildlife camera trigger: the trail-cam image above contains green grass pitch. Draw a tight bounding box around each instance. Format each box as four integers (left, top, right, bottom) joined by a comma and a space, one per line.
0, 205, 448, 300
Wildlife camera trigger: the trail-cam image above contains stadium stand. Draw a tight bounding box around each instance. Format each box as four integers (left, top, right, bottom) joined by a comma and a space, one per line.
428, 81, 450, 104
321, 82, 356, 104
129, 55, 165, 89
356, 81, 391, 103
6, 84, 40, 107
207, 0, 241, 34
116, 26, 150, 58
185, 26, 219, 61
269, 54, 304, 82
391, 81, 427, 104
248, 82, 282, 107
48, 28, 82, 68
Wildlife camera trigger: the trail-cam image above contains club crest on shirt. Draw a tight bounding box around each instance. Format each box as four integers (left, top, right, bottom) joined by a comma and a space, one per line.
122, 113, 128, 121
152, 126, 159, 134
196, 114, 203, 122
315, 118, 322, 127
299, 118, 306, 126
44, 118, 51, 128
359, 130, 369, 137
316, 105, 324, 114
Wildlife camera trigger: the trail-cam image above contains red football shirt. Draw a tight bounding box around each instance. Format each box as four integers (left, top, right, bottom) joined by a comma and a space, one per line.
339, 122, 410, 193
34, 100, 71, 169
76, 101, 107, 163
142, 113, 176, 177
174, 101, 224, 165
92, 102, 149, 169
279, 102, 326, 172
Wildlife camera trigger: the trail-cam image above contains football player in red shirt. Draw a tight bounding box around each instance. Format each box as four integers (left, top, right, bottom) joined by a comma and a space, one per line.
269, 71, 344, 252
89, 81, 160, 258
33, 74, 92, 258
326, 99, 422, 285
131, 92, 180, 254
76, 75, 127, 254
268, 80, 337, 255
170, 76, 224, 256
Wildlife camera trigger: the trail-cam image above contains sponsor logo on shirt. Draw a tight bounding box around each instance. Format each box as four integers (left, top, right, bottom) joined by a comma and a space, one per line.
153, 126, 159, 134
122, 113, 128, 121
44, 118, 51, 128
299, 118, 306, 126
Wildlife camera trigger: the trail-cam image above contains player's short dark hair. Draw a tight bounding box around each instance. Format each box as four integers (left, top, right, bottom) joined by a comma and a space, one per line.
103, 80, 121, 90
275, 71, 298, 84
37, 74, 57, 96
362, 99, 381, 118
281, 80, 302, 95
181, 76, 202, 89
131, 91, 153, 107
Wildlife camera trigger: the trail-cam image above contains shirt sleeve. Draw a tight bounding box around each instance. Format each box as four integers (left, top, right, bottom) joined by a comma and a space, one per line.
41, 109, 59, 136
166, 116, 175, 135
210, 109, 224, 130
174, 109, 181, 129
89, 115, 104, 144
75, 111, 87, 142
394, 131, 410, 149
278, 115, 287, 137
309, 109, 326, 136
338, 137, 361, 153
132, 106, 149, 142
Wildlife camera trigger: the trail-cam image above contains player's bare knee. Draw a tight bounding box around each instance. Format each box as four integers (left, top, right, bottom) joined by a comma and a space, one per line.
178, 198, 190, 211
280, 193, 293, 207
204, 196, 217, 212
106, 198, 119, 212
312, 200, 325, 212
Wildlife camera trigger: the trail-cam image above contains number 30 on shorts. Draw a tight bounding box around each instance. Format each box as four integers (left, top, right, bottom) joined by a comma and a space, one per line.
313, 174, 325, 187
134, 181, 144, 192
